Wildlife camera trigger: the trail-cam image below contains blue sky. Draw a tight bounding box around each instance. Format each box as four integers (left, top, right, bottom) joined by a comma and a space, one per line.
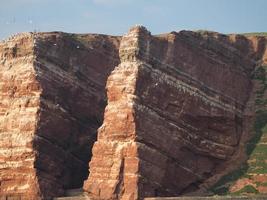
0, 0, 267, 40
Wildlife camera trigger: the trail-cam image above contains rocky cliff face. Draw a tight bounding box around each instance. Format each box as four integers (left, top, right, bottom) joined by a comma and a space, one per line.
83, 27, 267, 199
33, 32, 120, 199
0, 32, 120, 199
0, 27, 267, 200
0, 33, 41, 199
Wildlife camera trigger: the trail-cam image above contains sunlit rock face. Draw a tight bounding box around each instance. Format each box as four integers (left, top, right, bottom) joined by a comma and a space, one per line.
1, 27, 267, 200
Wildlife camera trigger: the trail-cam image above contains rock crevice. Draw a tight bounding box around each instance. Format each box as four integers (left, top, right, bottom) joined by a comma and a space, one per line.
1, 28, 267, 199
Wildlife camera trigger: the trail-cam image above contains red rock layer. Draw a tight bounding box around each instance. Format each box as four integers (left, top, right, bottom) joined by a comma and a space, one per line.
83, 33, 141, 199
1, 28, 267, 200
0, 33, 121, 199
0, 33, 41, 199
84, 27, 267, 199
33, 32, 121, 199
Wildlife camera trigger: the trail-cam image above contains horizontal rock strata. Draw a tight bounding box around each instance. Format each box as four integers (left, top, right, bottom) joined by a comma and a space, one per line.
0, 33, 41, 199
0, 32, 121, 199
33, 32, 120, 199
1, 27, 267, 200
84, 27, 267, 199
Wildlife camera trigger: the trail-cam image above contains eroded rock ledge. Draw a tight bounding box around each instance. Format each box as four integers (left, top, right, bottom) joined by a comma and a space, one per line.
0, 27, 267, 200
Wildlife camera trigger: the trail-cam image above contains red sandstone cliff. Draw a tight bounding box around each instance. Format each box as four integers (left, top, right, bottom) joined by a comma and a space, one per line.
0, 32, 121, 199
0, 27, 267, 200
83, 27, 267, 199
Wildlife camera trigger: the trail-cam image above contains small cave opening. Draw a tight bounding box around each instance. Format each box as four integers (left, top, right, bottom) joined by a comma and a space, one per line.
33, 89, 106, 199
65, 115, 101, 189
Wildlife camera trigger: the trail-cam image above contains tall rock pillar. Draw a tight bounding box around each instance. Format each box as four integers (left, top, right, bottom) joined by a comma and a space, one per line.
83, 26, 150, 200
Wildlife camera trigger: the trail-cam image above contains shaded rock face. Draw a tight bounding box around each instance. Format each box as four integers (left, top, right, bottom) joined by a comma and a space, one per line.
0, 27, 267, 200
33, 33, 121, 199
0, 32, 120, 199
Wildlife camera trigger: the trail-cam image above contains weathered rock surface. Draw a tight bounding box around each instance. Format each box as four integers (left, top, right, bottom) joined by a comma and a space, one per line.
0, 32, 120, 199
33, 32, 120, 199
0, 33, 41, 199
145, 196, 267, 200
0, 27, 267, 200
84, 27, 267, 199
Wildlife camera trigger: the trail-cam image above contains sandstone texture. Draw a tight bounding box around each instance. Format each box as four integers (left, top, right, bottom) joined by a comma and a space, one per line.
83, 27, 267, 199
145, 196, 267, 200
0, 32, 120, 199
0, 33, 40, 199
0, 27, 267, 200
